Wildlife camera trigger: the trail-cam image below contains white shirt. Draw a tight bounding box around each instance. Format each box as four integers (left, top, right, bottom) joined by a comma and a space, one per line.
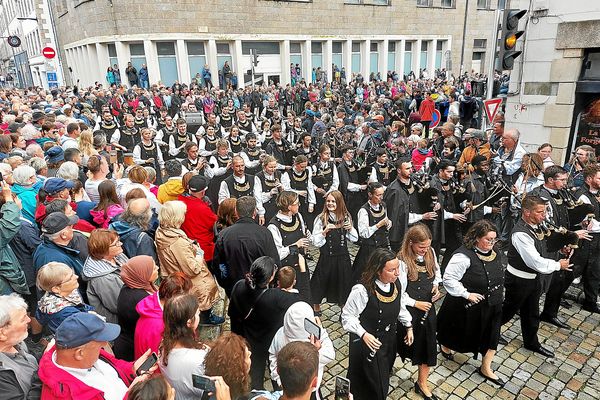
281, 168, 316, 206
311, 161, 339, 194
218, 174, 265, 216
311, 213, 358, 247
133, 141, 165, 169
357, 202, 392, 239
400, 255, 442, 308
443, 252, 480, 299
52, 352, 128, 400
342, 275, 413, 339
509, 226, 561, 278
240, 149, 262, 171
268, 212, 308, 261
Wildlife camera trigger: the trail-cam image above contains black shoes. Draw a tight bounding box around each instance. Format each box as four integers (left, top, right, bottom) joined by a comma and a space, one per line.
582, 303, 600, 314
560, 299, 572, 309
497, 336, 508, 345
439, 346, 454, 361
414, 381, 439, 400
477, 368, 506, 387
540, 314, 570, 329
524, 345, 555, 358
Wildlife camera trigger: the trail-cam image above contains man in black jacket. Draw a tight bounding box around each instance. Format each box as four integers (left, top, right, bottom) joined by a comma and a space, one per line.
213, 196, 280, 297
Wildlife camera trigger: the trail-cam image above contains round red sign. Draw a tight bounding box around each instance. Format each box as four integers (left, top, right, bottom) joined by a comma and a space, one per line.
42, 47, 56, 59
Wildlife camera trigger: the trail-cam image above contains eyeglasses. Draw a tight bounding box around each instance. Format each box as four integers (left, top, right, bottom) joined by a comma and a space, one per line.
483, 238, 498, 245
109, 240, 122, 247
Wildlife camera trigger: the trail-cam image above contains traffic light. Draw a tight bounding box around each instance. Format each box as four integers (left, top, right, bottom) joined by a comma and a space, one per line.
252, 51, 259, 67
499, 9, 526, 70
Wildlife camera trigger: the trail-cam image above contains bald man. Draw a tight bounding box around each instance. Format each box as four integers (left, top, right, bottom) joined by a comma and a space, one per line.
109, 197, 158, 263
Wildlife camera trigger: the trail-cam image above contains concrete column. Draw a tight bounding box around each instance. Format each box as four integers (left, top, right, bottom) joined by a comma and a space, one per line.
324, 39, 333, 83
233, 39, 245, 87
143, 40, 159, 85
115, 41, 129, 85
303, 40, 312, 83
207, 40, 219, 87
74, 47, 83, 83
413, 39, 421, 75
86, 44, 99, 86
281, 40, 291, 86
176, 39, 190, 84
441, 39, 450, 74
398, 39, 405, 77
95, 43, 109, 85
381, 39, 389, 80
429, 39, 437, 73
343, 39, 352, 73
361, 39, 370, 80
64, 49, 74, 83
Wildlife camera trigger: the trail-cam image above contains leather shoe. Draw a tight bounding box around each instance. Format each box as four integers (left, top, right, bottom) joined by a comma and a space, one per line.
524, 345, 554, 358
497, 336, 508, 345
582, 303, 600, 314
439, 345, 454, 361
414, 381, 439, 400
540, 314, 570, 329
560, 299, 572, 309
477, 368, 506, 387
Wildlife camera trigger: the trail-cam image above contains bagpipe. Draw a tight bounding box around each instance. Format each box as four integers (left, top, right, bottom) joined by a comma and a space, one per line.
535, 219, 580, 254
410, 172, 439, 209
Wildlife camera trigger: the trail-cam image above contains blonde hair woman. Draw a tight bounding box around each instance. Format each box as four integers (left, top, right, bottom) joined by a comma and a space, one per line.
78, 129, 98, 165
155, 201, 221, 324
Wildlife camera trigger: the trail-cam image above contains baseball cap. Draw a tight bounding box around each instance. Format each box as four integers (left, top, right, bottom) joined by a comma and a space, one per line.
188, 175, 208, 193
43, 177, 74, 195
45, 146, 65, 164
55, 313, 121, 349
32, 111, 45, 122
471, 130, 485, 141
41, 212, 79, 234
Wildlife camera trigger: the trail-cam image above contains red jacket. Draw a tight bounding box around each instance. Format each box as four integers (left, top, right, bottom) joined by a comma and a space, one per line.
178, 194, 218, 261
39, 346, 136, 399
419, 97, 435, 122
34, 196, 96, 233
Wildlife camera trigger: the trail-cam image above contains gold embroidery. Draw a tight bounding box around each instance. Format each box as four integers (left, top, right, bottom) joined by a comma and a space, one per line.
293, 171, 308, 182
369, 206, 385, 218
376, 284, 398, 303
233, 180, 251, 193
476, 250, 497, 262
280, 218, 300, 232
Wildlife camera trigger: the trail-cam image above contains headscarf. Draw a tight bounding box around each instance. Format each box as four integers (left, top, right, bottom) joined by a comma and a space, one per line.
120, 255, 158, 293
282, 301, 316, 344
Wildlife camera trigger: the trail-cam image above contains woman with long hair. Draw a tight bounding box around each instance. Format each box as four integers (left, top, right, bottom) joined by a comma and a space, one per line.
78, 129, 98, 165
396, 224, 441, 400
341, 248, 413, 400
310, 190, 357, 314
268, 190, 312, 304
159, 293, 209, 399
437, 220, 505, 386
537, 143, 555, 170
510, 153, 544, 221
228, 256, 299, 391
90, 180, 124, 228
565, 144, 596, 187
214, 197, 237, 238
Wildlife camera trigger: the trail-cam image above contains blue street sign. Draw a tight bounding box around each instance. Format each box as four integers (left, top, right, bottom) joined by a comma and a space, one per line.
48, 81, 58, 89
47, 72, 57, 82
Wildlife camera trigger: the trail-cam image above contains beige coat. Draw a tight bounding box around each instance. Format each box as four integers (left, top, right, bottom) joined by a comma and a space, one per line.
155, 227, 219, 310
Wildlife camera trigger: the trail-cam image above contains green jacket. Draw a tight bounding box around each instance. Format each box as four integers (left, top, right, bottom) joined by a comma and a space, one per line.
0, 202, 29, 295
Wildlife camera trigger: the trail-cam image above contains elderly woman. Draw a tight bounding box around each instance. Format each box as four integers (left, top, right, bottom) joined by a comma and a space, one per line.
55, 161, 80, 181
113, 255, 158, 361
82, 229, 128, 323
155, 200, 220, 323
0, 294, 41, 397
118, 165, 162, 212
10, 165, 40, 224
35, 261, 93, 334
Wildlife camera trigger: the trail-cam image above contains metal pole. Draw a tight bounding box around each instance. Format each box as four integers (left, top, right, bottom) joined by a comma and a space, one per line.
459, 0, 469, 76
486, 9, 502, 101
250, 49, 255, 88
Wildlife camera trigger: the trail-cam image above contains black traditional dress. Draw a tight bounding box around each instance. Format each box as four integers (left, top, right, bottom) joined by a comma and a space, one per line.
310, 213, 358, 305
351, 202, 390, 285
206, 154, 232, 210
437, 246, 504, 357
256, 170, 281, 224
136, 141, 163, 184
397, 257, 440, 367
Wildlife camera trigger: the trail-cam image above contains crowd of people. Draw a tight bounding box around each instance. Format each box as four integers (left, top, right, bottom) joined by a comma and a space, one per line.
0, 68, 598, 400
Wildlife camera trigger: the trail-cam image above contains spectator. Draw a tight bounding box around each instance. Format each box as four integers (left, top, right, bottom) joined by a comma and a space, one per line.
10, 165, 40, 224
128, 376, 175, 400
138, 64, 149, 90
126, 62, 139, 87
38, 313, 156, 398
45, 146, 64, 177
35, 261, 93, 334
0, 293, 41, 399
155, 200, 221, 324
110, 197, 158, 263
82, 229, 128, 324
119, 165, 162, 212
157, 160, 184, 204
214, 197, 237, 238
134, 272, 192, 359
113, 255, 158, 361
90, 179, 124, 228
0, 182, 27, 297
275, 341, 319, 400
85, 154, 110, 203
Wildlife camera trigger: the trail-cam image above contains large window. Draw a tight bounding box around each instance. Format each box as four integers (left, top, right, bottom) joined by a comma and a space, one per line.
242, 41, 280, 55
290, 42, 302, 80
108, 43, 118, 69
345, 0, 389, 4
477, 0, 490, 9
311, 41, 323, 69
332, 42, 343, 71
436, 41, 443, 69
404, 42, 413, 75
157, 42, 178, 86
351, 41, 361, 74
187, 42, 206, 80
420, 41, 428, 70
370, 42, 379, 75
129, 43, 146, 74
216, 42, 232, 72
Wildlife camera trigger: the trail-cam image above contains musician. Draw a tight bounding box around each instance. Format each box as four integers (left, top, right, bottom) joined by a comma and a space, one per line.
281, 155, 316, 231
396, 224, 442, 400
287, 116, 306, 145
180, 142, 208, 175
510, 153, 544, 222
206, 139, 233, 208
368, 148, 396, 189
219, 155, 265, 223
219, 99, 236, 131
311, 144, 340, 214
352, 182, 391, 284
240, 133, 263, 176
132, 127, 164, 184
168, 118, 197, 161
265, 124, 294, 170
267, 191, 312, 303
501, 195, 571, 358
530, 166, 592, 328
572, 165, 600, 313
297, 133, 317, 164
461, 155, 498, 233
198, 125, 220, 158
110, 113, 139, 152
429, 160, 466, 270
237, 110, 257, 136
338, 146, 368, 220
226, 125, 244, 155
259, 120, 273, 146
155, 115, 176, 161
256, 155, 281, 224
437, 220, 505, 387
94, 109, 120, 141
384, 158, 437, 252
196, 112, 224, 138
341, 248, 413, 400
261, 97, 278, 121
133, 107, 148, 130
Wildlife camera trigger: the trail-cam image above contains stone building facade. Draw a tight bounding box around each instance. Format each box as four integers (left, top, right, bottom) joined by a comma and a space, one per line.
51, 0, 508, 87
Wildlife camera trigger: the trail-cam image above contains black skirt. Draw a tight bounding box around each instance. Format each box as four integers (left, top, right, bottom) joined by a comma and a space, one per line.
436, 295, 502, 358
397, 304, 437, 366
310, 251, 352, 305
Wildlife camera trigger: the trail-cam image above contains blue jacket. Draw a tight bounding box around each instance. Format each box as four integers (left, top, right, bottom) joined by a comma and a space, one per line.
10, 217, 42, 288
33, 238, 84, 276
109, 220, 158, 264
11, 180, 42, 224
35, 299, 93, 334
202, 68, 211, 80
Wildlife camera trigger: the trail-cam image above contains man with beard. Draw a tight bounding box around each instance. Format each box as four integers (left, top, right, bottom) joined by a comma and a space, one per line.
265, 124, 295, 170
110, 114, 140, 152
109, 197, 158, 263
94, 109, 120, 141
461, 155, 499, 233
240, 133, 263, 176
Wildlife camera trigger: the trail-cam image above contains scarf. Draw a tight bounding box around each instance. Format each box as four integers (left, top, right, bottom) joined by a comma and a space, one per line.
120, 255, 158, 293
38, 291, 85, 315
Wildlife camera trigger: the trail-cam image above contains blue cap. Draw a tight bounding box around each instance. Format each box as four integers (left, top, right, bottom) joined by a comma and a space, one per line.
45, 146, 64, 164
56, 313, 121, 349
43, 177, 74, 195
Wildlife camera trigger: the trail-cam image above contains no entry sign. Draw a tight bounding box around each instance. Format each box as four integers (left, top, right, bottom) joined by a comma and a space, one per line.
42, 47, 56, 59
430, 109, 441, 128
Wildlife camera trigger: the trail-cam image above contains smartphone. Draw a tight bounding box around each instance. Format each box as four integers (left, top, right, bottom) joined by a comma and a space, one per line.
304, 318, 321, 340
192, 374, 216, 399
109, 150, 118, 164
136, 352, 158, 375
335, 376, 350, 400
